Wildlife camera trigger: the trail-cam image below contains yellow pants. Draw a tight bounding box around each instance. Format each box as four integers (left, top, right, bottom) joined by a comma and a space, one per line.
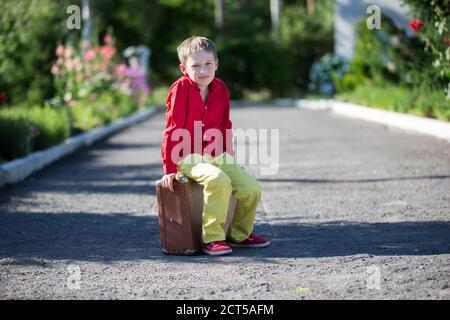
176, 152, 262, 244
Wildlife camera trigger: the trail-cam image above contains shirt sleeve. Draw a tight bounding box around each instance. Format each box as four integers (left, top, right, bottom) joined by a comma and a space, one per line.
222, 85, 235, 157
161, 81, 187, 175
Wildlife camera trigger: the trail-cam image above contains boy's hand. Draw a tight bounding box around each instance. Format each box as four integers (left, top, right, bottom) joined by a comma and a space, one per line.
160, 173, 182, 192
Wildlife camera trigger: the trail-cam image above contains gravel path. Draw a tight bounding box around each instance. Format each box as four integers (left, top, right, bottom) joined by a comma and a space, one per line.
1, 105, 449, 300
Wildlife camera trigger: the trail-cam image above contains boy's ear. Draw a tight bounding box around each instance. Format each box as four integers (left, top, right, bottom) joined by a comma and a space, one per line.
179, 64, 186, 74
215, 59, 219, 71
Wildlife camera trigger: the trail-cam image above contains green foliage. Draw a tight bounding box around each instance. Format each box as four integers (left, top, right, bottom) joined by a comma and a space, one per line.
309, 53, 349, 94
0, 117, 33, 161
401, 0, 450, 97
27, 106, 71, 150
116, 93, 140, 117
69, 102, 104, 133
216, 0, 291, 98
342, 17, 437, 90
280, 1, 334, 90
334, 14, 447, 88
135, 0, 214, 84
333, 11, 449, 121
68, 91, 140, 133
147, 86, 170, 106
0, 92, 144, 162
218, 37, 293, 98
337, 84, 449, 121
0, 106, 70, 151
0, 0, 72, 105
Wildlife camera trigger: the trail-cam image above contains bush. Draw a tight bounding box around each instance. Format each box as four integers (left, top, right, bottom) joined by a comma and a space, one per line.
0, 117, 34, 161
68, 102, 105, 133
0, 106, 70, 152
308, 53, 349, 94
401, 0, 450, 98
333, 12, 449, 121
280, 1, 334, 91
0, 0, 71, 106
68, 92, 140, 133
337, 84, 449, 121
147, 86, 169, 106
413, 87, 450, 120
218, 37, 293, 98
28, 106, 70, 150
336, 15, 445, 94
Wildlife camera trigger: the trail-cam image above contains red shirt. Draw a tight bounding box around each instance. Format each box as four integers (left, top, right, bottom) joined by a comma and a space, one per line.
161, 74, 235, 175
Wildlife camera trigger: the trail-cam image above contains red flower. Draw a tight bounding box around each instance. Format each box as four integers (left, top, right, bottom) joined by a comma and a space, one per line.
409, 19, 425, 33
444, 35, 450, 46
0, 91, 6, 104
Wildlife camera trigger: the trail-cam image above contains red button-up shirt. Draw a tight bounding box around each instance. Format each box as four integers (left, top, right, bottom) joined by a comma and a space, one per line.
161, 74, 235, 175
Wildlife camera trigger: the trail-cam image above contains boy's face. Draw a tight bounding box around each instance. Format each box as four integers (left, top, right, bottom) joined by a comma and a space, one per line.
180, 50, 218, 90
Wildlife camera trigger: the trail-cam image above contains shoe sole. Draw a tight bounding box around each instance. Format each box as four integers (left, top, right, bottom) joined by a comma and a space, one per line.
202, 248, 233, 256
228, 241, 270, 248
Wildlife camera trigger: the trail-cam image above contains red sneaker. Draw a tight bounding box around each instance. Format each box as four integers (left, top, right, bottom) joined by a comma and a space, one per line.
202, 241, 233, 256
228, 232, 270, 248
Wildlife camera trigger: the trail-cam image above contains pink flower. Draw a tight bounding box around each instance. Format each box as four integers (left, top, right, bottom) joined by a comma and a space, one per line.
65, 60, 75, 71
51, 65, 59, 75
103, 34, 113, 44
100, 45, 116, 60
409, 19, 425, 33
82, 40, 90, 49
114, 64, 128, 78
83, 50, 96, 62
64, 46, 74, 58
56, 45, 64, 57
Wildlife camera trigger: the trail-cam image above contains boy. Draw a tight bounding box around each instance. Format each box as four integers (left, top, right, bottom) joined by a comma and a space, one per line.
160, 36, 270, 256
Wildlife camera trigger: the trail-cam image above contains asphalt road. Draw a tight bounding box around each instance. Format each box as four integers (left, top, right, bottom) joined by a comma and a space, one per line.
1, 105, 449, 299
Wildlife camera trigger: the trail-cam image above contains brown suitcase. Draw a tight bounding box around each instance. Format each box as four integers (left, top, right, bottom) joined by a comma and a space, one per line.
155, 176, 238, 255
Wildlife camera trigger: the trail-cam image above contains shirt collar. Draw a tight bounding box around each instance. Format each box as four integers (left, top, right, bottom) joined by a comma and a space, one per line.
183, 73, 218, 92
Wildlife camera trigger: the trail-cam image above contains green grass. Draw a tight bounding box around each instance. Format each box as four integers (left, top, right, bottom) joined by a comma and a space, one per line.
337, 85, 449, 121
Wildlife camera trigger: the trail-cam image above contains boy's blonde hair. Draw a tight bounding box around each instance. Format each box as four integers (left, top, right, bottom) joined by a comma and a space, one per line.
177, 36, 217, 65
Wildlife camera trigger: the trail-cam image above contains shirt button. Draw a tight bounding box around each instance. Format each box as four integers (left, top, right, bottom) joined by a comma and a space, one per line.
202, 123, 205, 127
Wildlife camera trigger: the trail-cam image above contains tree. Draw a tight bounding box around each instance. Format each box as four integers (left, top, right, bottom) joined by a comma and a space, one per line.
0, 0, 73, 105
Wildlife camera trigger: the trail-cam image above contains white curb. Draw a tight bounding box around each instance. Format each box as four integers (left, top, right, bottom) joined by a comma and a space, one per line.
296, 99, 450, 142
295, 99, 333, 110
0, 106, 163, 188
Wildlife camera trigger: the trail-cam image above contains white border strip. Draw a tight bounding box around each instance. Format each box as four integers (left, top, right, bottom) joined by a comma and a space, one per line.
0, 106, 162, 188
332, 101, 450, 141
295, 99, 450, 142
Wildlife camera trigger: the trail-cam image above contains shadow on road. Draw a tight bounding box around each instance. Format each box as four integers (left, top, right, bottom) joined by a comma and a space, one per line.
0, 148, 163, 197
1, 210, 449, 265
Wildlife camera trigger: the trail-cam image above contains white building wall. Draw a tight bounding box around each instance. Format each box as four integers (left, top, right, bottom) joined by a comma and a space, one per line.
335, 0, 412, 59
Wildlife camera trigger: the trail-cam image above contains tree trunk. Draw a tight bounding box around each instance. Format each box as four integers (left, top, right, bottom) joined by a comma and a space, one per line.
270, 0, 281, 40
306, 0, 315, 15
214, 0, 224, 43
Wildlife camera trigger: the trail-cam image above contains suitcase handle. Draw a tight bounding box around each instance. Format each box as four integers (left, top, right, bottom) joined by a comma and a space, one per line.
155, 176, 188, 187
